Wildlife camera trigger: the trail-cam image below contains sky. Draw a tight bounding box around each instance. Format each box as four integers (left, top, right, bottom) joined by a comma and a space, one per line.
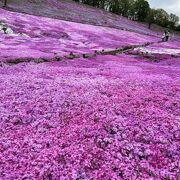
148, 0, 180, 18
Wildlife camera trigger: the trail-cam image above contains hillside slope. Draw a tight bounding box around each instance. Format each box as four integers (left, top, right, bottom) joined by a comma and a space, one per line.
0, 8, 159, 62
0, 0, 159, 36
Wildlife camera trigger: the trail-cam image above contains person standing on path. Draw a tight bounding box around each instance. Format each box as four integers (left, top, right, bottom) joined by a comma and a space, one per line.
165, 30, 170, 41
162, 30, 170, 42
162, 30, 167, 42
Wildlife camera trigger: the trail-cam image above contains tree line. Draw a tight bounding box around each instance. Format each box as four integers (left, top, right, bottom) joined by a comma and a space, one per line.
73, 0, 180, 31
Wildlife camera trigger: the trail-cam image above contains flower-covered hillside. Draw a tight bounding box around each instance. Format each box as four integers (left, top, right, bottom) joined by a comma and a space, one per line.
1, 0, 159, 36
0, 1, 179, 179
0, 52, 179, 179
0, 9, 159, 63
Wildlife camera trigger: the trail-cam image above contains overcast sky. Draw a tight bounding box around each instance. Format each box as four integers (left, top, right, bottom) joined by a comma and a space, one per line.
148, 0, 180, 18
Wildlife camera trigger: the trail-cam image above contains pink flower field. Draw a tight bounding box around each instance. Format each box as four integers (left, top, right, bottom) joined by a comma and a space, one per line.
0, 1, 180, 180
0, 52, 180, 179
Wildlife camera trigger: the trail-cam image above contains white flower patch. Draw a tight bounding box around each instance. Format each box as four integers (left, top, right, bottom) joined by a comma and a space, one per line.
135, 47, 180, 55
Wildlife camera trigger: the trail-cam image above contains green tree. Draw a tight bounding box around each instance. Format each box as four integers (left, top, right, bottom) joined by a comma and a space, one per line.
168, 13, 179, 29
109, 0, 120, 14
176, 25, 180, 32
134, 0, 150, 21
146, 9, 156, 29
118, 0, 133, 17
154, 9, 169, 27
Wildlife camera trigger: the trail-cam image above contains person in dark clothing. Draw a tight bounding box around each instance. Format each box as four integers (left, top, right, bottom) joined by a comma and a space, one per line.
162, 30, 170, 42
165, 30, 170, 41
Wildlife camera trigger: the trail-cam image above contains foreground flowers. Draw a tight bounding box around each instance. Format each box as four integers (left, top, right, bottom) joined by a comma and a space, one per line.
0, 52, 179, 179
